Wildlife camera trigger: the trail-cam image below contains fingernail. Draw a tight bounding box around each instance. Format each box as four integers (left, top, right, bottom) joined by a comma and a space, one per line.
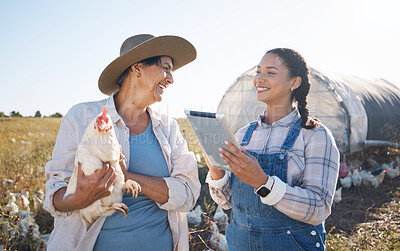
219, 153, 223, 157
224, 140, 228, 145
219, 147, 222, 152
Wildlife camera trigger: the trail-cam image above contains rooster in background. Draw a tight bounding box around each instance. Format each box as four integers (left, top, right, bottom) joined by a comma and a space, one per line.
64, 106, 141, 225
363, 169, 387, 188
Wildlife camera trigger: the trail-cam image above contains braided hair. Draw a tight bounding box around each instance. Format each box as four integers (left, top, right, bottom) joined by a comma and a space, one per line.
267, 48, 319, 129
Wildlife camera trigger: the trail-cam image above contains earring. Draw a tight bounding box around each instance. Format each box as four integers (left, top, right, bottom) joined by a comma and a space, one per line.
291, 87, 293, 92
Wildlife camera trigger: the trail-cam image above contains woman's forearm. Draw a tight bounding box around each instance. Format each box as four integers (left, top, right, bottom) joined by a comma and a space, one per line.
125, 171, 169, 204
210, 169, 225, 180
53, 187, 86, 212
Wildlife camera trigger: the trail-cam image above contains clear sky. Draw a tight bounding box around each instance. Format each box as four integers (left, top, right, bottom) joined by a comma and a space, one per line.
1, 0, 399, 118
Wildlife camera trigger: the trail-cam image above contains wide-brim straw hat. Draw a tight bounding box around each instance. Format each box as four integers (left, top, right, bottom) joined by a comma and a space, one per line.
99, 34, 197, 95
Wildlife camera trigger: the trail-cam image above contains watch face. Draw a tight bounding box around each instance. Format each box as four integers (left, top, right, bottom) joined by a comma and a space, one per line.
257, 187, 271, 197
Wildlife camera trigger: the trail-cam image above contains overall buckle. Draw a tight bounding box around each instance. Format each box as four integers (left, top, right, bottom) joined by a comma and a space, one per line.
279, 149, 287, 160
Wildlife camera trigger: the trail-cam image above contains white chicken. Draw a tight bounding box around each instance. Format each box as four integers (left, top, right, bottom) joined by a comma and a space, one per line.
33, 189, 45, 211
64, 106, 141, 225
7, 188, 30, 211
213, 205, 229, 233
208, 220, 228, 251
187, 205, 202, 226
19, 188, 30, 211
382, 162, 400, 179
352, 169, 363, 187
340, 172, 352, 189
2, 178, 15, 189
4, 194, 19, 213
333, 187, 342, 204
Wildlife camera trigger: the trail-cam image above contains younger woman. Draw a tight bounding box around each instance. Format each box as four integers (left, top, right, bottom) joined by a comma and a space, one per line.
205, 48, 339, 250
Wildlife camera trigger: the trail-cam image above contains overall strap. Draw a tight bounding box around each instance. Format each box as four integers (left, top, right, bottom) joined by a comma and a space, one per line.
240, 121, 258, 146
279, 118, 302, 159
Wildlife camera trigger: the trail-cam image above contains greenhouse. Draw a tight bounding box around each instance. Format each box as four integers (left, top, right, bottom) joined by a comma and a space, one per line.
217, 66, 400, 154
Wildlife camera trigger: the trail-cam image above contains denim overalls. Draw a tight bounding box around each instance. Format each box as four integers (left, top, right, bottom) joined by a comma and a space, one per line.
227, 118, 326, 251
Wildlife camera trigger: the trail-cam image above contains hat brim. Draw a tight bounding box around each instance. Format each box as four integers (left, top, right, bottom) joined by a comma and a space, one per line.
99, 35, 197, 95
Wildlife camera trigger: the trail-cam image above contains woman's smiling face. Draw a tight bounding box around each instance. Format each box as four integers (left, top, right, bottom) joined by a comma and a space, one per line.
137, 56, 174, 104
253, 53, 295, 107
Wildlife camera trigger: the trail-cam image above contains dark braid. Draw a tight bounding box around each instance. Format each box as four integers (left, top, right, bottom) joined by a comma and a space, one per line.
267, 48, 319, 129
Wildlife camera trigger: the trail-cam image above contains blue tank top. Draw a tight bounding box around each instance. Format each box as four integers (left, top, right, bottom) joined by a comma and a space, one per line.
94, 120, 173, 251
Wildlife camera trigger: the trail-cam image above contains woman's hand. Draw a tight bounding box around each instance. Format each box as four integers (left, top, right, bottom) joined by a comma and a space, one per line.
53, 162, 117, 212
73, 162, 117, 207
202, 149, 225, 180
220, 140, 268, 189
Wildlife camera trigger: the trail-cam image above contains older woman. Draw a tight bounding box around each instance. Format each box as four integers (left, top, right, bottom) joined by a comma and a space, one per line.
205, 48, 339, 250
44, 34, 201, 251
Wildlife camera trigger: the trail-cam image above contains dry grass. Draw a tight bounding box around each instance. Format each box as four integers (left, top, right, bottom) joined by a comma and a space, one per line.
1, 117, 400, 250
0, 117, 60, 242
0, 118, 60, 202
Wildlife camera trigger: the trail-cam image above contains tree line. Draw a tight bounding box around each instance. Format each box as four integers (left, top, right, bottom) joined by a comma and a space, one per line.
0, 111, 63, 118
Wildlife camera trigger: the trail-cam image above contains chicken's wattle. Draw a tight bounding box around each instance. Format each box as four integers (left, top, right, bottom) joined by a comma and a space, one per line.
94, 106, 112, 132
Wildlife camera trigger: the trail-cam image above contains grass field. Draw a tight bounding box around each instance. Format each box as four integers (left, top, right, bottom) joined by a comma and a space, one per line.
1, 117, 399, 250
0, 118, 60, 201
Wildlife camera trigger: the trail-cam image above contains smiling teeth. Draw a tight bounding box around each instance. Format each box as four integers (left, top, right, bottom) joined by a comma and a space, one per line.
257, 87, 269, 91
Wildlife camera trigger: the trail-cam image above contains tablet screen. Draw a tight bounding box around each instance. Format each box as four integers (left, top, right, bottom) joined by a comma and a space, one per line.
185, 110, 238, 171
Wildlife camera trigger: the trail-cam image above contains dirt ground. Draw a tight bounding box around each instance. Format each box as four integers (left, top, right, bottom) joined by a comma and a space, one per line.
325, 148, 400, 250
326, 174, 400, 235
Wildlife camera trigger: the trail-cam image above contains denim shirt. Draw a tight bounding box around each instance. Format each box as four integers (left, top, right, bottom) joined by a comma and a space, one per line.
44, 92, 201, 251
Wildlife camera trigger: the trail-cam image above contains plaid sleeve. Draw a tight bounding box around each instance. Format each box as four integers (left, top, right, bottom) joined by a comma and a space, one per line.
206, 171, 232, 210
274, 126, 340, 225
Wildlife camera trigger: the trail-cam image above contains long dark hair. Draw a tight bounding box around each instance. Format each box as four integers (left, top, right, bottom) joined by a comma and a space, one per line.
267, 48, 319, 129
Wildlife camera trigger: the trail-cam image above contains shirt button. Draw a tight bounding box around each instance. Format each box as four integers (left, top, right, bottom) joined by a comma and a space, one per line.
311, 230, 316, 236
287, 230, 291, 234
315, 243, 320, 248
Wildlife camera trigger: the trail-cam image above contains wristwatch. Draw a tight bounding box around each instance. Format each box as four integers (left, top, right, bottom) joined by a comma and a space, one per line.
255, 177, 274, 198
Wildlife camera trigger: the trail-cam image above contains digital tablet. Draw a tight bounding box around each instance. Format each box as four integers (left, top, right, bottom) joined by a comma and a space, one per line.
184, 110, 239, 171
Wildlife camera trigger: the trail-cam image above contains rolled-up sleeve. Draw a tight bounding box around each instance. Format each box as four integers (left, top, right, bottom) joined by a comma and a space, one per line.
44, 114, 77, 217
274, 127, 340, 225
206, 171, 232, 210
158, 120, 201, 212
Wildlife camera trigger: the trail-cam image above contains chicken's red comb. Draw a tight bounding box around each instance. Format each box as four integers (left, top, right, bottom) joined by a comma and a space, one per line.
101, 106, 107, 121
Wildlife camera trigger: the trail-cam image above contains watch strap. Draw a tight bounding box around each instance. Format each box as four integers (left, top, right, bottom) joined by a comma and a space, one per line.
254, 177, 274, 197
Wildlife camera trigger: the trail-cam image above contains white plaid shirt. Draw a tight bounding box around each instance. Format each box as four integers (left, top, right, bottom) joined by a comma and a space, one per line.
44, 93, 200, 251
206, 108, 340, 225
